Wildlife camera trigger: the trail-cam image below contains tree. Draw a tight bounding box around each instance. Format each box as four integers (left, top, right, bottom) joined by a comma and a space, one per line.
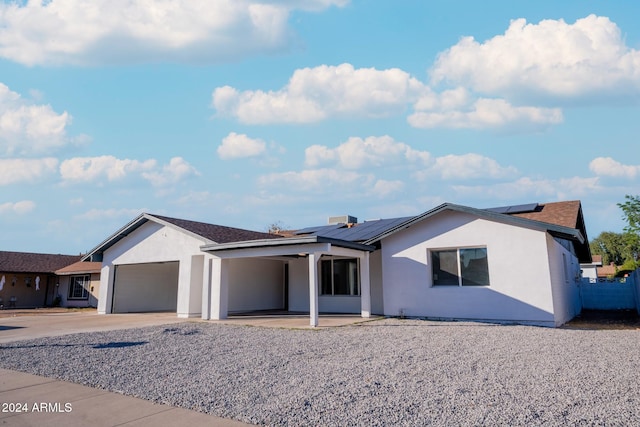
618, 194, 640, 235
618, 195, 640, 266
590, 231, 628, 265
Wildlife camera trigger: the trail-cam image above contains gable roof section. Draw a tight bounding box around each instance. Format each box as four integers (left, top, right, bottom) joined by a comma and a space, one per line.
0, 251, 81, 274
364, 202, 591, 262
150, 215, 278, 243
82, 213, 279, 262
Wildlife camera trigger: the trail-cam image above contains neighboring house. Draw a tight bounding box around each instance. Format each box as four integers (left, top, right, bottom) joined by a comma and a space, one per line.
55, 261, 102, 308
581, 254, 603, 281
84, 201, 591, 327
0, 251, 81, 308
597, 262, 618, 279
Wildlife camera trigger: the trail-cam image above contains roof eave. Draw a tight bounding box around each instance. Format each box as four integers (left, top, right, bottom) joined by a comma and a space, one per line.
201, 235, 375, 253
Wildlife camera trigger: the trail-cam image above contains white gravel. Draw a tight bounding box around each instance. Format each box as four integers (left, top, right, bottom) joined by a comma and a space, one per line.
1, 318, 639, 426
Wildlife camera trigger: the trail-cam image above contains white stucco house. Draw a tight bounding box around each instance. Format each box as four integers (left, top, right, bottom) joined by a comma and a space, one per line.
83, 201, 591, 327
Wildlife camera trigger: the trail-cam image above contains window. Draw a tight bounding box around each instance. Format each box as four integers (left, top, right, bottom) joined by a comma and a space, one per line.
431, 247, 490, 286
320, 257, 359, 296
68, 275, 90, 300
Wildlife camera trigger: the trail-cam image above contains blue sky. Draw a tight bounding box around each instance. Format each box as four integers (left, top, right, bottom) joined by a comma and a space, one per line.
1, 0, 639, 254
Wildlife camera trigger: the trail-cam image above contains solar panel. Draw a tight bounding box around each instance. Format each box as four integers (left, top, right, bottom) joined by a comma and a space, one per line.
485, 203, 538, 215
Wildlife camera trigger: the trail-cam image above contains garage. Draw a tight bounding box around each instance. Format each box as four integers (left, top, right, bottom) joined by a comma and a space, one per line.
112, 262, 179, 313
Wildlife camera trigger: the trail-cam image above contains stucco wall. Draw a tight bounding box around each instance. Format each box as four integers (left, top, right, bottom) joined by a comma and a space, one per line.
98, 221, 210, 316
227, 258, 284, 312
0, 273, 53, 308
546, 235, 582, 325
288, 258, 309, 312
58, 272, 100, 308
380, 210, 557, 326
287, 256, 364, 314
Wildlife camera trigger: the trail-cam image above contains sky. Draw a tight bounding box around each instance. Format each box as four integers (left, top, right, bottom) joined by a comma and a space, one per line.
1, 0, 639, 255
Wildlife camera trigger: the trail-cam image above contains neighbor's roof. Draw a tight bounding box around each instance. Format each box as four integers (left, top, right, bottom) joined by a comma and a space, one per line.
0, 251, 81, 274
55, 261, 102, 275
82, 213, 280, 261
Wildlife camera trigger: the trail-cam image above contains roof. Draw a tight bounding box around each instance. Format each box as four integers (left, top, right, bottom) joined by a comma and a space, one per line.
362, 202, 592, 263
506, 201, 583, 229
150, 214, 278, 244
294, 216, 413, 243
0, 251, 81, 274
82, 213, 280, 261
55, 261, 102, 275
202, 235, 376, 254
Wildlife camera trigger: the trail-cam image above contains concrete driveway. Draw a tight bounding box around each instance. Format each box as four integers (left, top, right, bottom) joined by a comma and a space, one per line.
0, 311, 187, 343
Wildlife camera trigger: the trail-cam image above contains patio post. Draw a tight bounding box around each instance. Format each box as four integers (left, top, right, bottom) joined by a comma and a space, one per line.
211, 258, 229, 320
201, 257, 212, 320
308, 252, 319, 327
360, 251, 371, 318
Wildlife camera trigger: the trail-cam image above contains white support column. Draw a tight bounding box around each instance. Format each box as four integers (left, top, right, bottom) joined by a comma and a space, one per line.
211, 258, 229, 320
308, 252, 319, 327
176, 256, 192, 318
360, 252, 371, 318
201, 257, 212, 320
98, 264, 114, 314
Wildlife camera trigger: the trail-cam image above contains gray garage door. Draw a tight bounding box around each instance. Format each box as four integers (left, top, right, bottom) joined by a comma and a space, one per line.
112, 262, 179, 313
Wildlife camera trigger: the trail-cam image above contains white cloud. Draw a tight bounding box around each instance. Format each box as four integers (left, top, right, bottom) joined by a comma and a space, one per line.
453, 176, 601, 201
218, 132, 267, 159
0, 0, 347, 66
0, 158, 58, 185
372, 179, 404, 197
60, 155, 156, 183
305, 135, 430, 169
142, 157, 200, 187
420, 153, 518, 181
408, 98, 563, 130
430, 15, 640, 100
258, 168, 372, 193
0, 200, 36, 215
75, 207, 145, 221
213, 63, 426, 124
0, 83, 72, 155
589, 157, 640, 179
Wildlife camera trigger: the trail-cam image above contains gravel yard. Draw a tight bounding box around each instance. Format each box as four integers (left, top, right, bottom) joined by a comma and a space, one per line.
1, 318, 639, 426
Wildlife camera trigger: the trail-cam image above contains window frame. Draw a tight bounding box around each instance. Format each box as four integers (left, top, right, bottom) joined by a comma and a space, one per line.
68, 274, 90, 300
430, 246, 490, 287
319, 256, 360, 296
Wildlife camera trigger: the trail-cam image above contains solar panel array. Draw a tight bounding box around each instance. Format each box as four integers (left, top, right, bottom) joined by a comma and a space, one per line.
485, 203, 539, 215
295, 216, 413, 242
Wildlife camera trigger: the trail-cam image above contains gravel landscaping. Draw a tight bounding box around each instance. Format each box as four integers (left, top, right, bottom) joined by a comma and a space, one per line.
1, 318, 639, 426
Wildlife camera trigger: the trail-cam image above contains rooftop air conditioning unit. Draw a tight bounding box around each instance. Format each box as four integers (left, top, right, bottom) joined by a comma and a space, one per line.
328, 215, 357, 225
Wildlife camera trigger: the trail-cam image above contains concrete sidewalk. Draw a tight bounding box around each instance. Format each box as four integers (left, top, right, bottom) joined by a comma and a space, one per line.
0, 368, 251, 427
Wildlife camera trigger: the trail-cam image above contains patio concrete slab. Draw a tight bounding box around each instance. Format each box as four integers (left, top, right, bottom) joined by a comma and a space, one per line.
0, 369, 251, 427
215, 313, 382, 329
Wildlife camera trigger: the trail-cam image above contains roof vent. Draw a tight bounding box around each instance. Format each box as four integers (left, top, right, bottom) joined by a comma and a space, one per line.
328, 215, 357, 225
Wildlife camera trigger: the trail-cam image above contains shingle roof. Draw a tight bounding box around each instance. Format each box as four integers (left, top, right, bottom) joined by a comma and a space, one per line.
0, 251, 81, 274
55, 261, 102, 275
507, 201, 582, 229
150, 214, 280, 244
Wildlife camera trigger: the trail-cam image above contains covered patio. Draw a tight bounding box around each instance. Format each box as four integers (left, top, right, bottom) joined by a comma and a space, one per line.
200, 236, 376, 327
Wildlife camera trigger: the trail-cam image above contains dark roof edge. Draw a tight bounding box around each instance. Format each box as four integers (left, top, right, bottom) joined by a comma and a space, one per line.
364, 203, 584, 245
